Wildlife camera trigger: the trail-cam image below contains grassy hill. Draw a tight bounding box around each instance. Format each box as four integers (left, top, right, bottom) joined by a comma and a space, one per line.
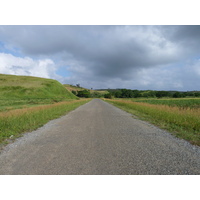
64, 84, 108, 95
64, 84, 88, 92
0, 74, 77, 100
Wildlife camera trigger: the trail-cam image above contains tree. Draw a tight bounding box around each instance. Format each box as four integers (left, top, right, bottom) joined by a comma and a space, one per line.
91, 92, 103, 98
77, 90, 91, 98
72, 90, 77, 95
173, 92, 183, 98
104, 93, 112, 99
155, 91, 170, 98
132, 90, 141, 98
194, 92, 200, 97
114, 90, 122, 98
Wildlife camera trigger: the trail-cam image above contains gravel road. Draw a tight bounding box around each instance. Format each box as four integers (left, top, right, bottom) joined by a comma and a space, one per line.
0, 99, 200, 175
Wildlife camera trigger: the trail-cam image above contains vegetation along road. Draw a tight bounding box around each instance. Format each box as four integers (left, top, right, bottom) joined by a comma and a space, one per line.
0, 99, 200, 175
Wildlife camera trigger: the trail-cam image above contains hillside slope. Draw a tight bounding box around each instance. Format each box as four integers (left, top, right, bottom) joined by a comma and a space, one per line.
0, 74, 77, 100
64, 84, 108, 95
64, 84, 93, 92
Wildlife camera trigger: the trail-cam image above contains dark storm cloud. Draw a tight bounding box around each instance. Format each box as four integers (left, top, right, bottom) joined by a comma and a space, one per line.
0, 26, 118, 56
168, 25, 200, 42
160, 25, 200, 55
0, 25, 179, 79
1, 25, 200, 88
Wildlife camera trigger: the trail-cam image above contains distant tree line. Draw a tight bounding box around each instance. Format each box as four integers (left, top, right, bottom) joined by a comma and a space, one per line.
104, 89, 200, 99
71, 86, 200, 99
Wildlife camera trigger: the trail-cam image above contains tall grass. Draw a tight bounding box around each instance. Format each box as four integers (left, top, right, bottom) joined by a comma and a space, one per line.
133, 98, 200, 109
106, 99, 200, 146
0, 98, 76, 112
0, 99, 90, 144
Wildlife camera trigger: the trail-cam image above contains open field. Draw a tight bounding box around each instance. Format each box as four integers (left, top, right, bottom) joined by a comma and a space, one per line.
105, 98, 200, 146
0, 99, 90, 146
133, 98, 200, 109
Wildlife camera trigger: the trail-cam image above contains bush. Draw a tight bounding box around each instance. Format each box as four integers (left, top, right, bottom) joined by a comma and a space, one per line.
104, 93, 112, 99
77, 90, 91, 98
72, 90, 77, 95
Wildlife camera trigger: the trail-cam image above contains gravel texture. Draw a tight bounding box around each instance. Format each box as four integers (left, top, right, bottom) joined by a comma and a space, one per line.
0, 99, 200, 175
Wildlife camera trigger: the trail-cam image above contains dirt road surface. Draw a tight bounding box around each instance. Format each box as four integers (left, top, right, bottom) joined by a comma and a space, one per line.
0, 99, 200, 175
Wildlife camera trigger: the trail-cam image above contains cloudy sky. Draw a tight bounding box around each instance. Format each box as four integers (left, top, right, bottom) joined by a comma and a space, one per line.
0, 25, 200, 91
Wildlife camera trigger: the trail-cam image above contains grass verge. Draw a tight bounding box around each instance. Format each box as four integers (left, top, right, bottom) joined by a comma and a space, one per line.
105, 99, 200, 146
133, 98, 200, 109
0, 99, 90, 146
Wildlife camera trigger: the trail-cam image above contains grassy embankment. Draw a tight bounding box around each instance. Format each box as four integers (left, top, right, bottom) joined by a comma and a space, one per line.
0, 74, 90, 145
105, 98, 200, 146
0, 74, 78, 112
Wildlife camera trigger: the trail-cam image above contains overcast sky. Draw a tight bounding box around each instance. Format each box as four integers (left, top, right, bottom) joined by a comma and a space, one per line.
0, 25, 200, 91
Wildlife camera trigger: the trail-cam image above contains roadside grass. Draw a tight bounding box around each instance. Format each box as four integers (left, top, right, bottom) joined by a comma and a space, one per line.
0, 98, 76, 112
0, 99, 90, 146
133, 98, 200, 109
105, 99, 200, 146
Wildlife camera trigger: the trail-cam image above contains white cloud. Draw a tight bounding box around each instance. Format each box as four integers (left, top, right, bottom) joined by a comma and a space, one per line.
0, 53, 60, 80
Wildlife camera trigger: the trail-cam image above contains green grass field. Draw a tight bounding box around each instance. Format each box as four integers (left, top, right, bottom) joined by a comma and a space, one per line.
105, 98, 200, 146
133, 98, 200, 109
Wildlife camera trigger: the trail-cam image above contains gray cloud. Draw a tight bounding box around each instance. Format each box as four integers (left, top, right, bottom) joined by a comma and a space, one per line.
0, 25, 200, 90
160, 25, 200, 56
